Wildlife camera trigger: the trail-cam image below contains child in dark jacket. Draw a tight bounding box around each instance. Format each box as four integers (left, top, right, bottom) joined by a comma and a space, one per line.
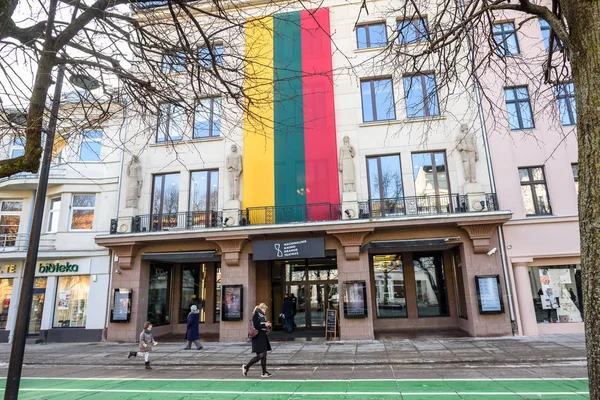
128, 321, 157, 370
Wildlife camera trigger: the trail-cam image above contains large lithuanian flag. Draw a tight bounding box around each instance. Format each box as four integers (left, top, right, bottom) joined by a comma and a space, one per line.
243, 8, 339, 222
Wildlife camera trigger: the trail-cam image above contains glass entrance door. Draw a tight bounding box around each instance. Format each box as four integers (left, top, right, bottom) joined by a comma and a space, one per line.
308, 284, 339, 328
288, 285, 306, 328
28, 289, 45, 335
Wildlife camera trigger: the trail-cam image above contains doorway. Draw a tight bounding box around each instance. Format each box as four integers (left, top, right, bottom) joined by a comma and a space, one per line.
28, 278, 47, 336
272, 257, 338, 330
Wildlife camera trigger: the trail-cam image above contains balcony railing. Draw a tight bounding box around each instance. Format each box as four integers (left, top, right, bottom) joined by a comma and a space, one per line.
0, 233, 55, 252
358, 193, 499, 218
109, 194, 499, 234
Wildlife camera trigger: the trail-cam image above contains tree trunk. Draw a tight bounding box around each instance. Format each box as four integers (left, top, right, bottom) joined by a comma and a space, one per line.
562, 1, 600, 398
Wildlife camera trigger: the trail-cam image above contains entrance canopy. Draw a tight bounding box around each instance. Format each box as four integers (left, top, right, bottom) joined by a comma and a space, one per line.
360, 237, 461, 253
141, 251, 219, 263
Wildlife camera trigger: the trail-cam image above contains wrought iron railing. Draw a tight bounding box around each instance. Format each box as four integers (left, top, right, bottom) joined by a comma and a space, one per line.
242, 203, 342, 226
0, 233, 55, 252
358, 193, 499, 218
111, 210, 223, 234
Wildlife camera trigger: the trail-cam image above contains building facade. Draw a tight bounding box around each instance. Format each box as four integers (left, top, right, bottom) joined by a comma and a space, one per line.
0, 102, 123, 342
480, 15, 582, 335
96, 0, 515, 342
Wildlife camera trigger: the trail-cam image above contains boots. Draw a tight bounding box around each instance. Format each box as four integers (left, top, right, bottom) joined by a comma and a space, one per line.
128, 351, 137, 359
145, 361, 152, 370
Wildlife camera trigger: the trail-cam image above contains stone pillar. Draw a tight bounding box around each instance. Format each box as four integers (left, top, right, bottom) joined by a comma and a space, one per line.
341, 192, 359, 220
213, 238, 252, 342
223, 199, 241, 226
329, 230, 374, 340
512, 259, 538, 336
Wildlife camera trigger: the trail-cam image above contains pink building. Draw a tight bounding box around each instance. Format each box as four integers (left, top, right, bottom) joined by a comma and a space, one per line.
481, 16, 582, 335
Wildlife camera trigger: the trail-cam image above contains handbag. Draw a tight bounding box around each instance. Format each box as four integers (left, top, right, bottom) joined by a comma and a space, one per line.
248, 319, 259, 339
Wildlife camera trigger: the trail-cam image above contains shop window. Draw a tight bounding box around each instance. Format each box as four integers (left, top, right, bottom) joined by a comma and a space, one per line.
0, 278, 13, 329
0, 201, 22, 247
373, 254, 406, 318
529, 265, 583, 323
215, 265, 221, 323
180, 264, 207, 324
47, 197, 61, 233
70, 194, 95, 230
148, 264, 171, 326
413, 254, 448, 317
53, 275, 90, 327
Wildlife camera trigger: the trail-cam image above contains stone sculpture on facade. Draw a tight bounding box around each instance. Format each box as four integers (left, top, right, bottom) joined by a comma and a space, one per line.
457, 124, 479, 184
226, 144, 243, 201
125, 156, 142, 208
339, 136, 356, 192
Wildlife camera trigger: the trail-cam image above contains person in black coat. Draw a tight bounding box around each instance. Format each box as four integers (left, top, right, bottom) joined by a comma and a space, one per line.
282, 293, 294, 332
243, 303, 272, 377
184, 305, 203, 350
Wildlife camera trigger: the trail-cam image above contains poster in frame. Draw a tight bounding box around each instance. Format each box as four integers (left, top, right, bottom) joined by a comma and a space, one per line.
221, 285, 244, 321
343, 280, 368, 318
475, 275, 505, 314
110, 288, 132, 323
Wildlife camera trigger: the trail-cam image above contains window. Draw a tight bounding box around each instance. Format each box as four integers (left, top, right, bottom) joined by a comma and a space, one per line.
148, 264, 171, 326
180, 264, 208, 323
47, 197, 61, 233
493, 22, 520, 56
529, 265, 583, 323
539, 19, 561, 52
504, 87, 534, 130
519, 167, 552, 216
79, 130, 102, 162
0, 279, 13, 329
194, 98, 221, 138
190, 170, 219, 211
414, 254, 448, 317
199, 45, 224, 68
572, 163, 578, 195
403, 73, 440, 118
10, 137, 25, 158
70, 194, 95, 230
367, 155, 404, 216
152, 173, 180, 215
0, 201, 23, 247
53, 276, 90, 327
412, 152, 451, 212
361, 78, 396, 122
162, 52, 186, 74
555, 83, 577, 126
356, 23, 387, 49
215, 266, 221, 322
157, 103, 185, 143
373, 254, 406, 318
397, 18, 428, 44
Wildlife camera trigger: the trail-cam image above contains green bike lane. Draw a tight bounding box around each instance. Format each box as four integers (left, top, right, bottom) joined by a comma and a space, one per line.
0, 378, 590, 399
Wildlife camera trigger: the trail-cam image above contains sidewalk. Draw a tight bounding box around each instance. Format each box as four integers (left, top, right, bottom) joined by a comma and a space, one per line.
0, 333, 586, 368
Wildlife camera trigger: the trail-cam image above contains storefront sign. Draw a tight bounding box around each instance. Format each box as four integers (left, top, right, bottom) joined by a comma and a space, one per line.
0, 264, 16, 274
475, 275, 505, 314
222, 285, 243, 321
111, 288, 132, 323
253, 238, 325, 261
38, 262, 79, 274
343, 280, 368, 318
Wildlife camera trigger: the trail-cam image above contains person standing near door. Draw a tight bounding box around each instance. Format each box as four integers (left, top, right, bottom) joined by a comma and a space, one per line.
243, 303, 272, 378
184, 305, 203, 350
282, 293, 294, 332
290, 293, 297, 328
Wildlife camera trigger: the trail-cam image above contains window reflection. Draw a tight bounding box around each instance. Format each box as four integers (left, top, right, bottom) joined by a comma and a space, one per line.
413, 254, 448, 317
373, 254, 406, 318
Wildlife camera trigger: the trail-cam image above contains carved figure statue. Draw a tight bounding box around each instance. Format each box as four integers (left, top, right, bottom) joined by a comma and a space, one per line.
456, 124, 479, 184
226, 144, 243, 201
126, 156, 143, 208
339, 136, 356, 192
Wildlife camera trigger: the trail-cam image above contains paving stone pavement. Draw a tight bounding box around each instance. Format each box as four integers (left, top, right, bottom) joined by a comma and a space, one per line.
0, 333, 587, 368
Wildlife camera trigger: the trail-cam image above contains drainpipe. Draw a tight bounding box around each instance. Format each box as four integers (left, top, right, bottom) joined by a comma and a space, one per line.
456, 0, 517, 331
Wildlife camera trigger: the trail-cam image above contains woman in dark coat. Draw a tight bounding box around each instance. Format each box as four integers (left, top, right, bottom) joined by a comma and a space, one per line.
184, 305, 203, 350
243, 303, 272, 377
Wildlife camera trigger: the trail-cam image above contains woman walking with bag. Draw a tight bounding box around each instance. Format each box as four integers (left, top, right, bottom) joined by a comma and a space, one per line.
243, 303, 272, 378
184, 304, 203, 350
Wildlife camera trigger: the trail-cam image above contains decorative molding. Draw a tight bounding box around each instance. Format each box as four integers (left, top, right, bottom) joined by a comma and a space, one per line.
112, 244, 143, 269
328, 229, 373, 260
456, 222, 499, 254
211, 237, 249, 267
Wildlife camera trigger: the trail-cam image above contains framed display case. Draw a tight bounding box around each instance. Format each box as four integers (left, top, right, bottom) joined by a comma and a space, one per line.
110, 288, 132, 323
343, 280, 368, 318
475, 275, 505, 314
221, 285, 243, 321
